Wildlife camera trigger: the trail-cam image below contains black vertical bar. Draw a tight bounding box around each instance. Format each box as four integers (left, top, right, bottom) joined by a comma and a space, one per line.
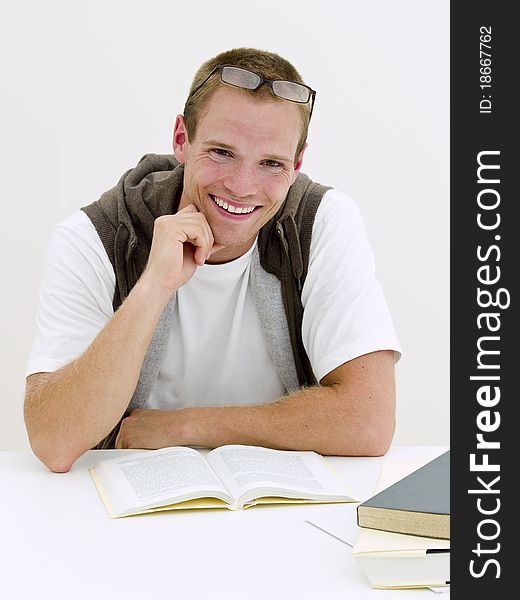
451, 2, 515, 597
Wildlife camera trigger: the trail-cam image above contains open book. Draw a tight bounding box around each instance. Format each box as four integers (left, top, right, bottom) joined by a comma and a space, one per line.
90, 444, 357, 518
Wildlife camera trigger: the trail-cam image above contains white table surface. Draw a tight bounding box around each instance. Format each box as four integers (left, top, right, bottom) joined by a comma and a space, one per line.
0, 445, 448, 600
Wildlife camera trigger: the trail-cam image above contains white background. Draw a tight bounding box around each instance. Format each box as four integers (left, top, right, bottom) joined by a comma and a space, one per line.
0, 0, 449, 450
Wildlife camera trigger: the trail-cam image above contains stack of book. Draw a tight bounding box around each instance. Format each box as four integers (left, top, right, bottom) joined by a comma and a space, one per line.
353, 451, 450, 590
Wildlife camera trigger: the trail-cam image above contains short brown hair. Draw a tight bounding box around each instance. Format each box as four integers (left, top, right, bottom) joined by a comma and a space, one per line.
183, 48, 311, 162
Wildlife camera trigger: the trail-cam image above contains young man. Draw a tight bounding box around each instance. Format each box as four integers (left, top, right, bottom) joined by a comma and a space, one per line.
24, 48, 401, 473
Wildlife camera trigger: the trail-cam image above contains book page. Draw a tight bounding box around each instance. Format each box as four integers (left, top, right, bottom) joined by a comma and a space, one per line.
207, 445, 354, 507
94, 447, 232, 516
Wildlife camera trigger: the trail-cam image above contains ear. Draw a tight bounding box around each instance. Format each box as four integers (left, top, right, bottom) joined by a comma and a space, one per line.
292, 143, 308, 182
173, 114, 190, 164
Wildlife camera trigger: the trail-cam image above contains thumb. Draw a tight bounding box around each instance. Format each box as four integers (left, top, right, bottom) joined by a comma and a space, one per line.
208, 243, 226, 258
178, 203, 198, 214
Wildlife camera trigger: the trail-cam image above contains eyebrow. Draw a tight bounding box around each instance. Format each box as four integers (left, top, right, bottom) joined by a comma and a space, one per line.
203, 140, 292, 164
204, 140, 234, 150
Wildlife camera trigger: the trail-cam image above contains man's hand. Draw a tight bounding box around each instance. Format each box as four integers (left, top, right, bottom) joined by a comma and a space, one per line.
140, 204, 224, 296
115, 408, 187, 449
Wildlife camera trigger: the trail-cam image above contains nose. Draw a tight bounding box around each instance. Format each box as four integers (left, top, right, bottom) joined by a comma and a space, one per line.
221, 161, 260, 198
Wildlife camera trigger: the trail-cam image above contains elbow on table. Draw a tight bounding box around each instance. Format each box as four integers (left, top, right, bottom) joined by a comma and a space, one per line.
24, 378, 82, 472
27, 431, 83, 473
358, 414, 395, 457
362, 433, 393, 457
330, 414, 395, 457
333, 437, 393, 458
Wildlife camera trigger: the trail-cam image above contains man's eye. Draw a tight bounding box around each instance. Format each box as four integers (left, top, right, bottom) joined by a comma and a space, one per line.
263, 160, 283, 169
210, 148, 231, 158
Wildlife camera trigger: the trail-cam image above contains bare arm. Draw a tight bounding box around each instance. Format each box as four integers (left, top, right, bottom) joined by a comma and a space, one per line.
24, 279, 170, 473
24, 206, 221, 473
115, 349, 396, 456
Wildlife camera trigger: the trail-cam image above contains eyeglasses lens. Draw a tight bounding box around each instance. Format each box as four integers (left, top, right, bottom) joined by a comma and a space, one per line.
219, 65, 312, 107
221, 66, 261, 90
272, 80, 310, 103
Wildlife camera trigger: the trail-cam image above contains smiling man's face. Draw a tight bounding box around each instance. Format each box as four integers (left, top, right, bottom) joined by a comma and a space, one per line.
173, 85, 306, 262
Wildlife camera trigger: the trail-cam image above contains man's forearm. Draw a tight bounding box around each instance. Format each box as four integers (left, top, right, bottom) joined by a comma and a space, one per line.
24, 277, 173, 472
115, 350, 396, 456
182, 384, 394, 456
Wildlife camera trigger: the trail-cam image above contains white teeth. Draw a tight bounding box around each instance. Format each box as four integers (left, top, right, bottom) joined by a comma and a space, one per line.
211, 195, 255, 215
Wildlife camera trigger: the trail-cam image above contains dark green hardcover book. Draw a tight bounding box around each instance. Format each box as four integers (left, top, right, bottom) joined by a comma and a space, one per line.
357, 451, 450, 539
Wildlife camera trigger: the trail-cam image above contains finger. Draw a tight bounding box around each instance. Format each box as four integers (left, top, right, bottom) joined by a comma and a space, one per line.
177, 203, 199, 214
154, 210, 216, 265
194, 244, 209, 266
180, 221, 215, 265
208, 243, 226, 258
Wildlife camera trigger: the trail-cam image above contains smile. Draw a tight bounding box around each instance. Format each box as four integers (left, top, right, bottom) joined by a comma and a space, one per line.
210, 194, 258, 215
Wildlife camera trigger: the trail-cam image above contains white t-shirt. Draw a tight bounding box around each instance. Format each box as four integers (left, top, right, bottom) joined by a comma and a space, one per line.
25, 189, 401, 408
